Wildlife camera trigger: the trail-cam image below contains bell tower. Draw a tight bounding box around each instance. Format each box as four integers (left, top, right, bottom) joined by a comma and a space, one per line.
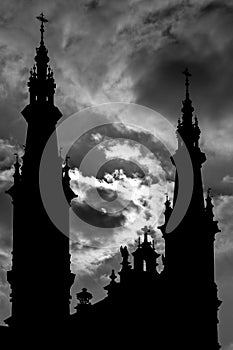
159, 69, 221, 349
5, 14, 73, 331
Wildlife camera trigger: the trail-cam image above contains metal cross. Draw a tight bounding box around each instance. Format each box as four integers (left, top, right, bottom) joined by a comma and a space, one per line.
36, 12, 48, 24
182, 67, 192, 96
36, 13, 48, 43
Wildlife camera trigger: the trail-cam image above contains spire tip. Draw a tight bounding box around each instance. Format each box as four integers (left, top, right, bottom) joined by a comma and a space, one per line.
36, 12, 48, 45
182, 67, 192, 98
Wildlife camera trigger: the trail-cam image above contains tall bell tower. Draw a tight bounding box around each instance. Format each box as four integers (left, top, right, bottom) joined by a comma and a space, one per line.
5, 14, 72, 331
159, 69, 221, 349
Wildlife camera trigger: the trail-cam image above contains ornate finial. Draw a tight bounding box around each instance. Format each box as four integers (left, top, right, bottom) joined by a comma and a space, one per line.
110, 269, 117, 282
36, 13, 48, 45
141, 225, 156, 243
182, 67, 192, 98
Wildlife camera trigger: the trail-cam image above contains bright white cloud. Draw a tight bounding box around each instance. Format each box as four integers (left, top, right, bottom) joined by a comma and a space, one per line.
70, 136, 173, 275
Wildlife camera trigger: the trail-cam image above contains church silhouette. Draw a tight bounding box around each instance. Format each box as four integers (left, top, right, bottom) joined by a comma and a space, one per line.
1, 14, 222, 348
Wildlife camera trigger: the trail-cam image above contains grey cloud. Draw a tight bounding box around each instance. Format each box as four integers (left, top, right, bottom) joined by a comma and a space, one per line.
214, 196, 233, 281
222, 175, 233, 184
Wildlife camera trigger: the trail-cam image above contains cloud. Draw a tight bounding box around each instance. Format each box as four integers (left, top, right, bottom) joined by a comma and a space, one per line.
0, 139, 24, 193
0, 0, 230, 154
223, 343, 233, 350
69, 136, 173, 275
222, 175, 233, 184
214, 196, 233, 281
0, 225, 12, 271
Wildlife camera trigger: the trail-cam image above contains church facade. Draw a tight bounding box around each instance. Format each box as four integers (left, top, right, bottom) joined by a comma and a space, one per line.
3, 14, 221, 348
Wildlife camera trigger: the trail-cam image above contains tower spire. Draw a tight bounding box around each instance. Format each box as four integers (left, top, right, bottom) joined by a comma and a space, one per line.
26, 13, 57, 105
36, 12, 48, 46
176, 68, 205, 155
182, 67, 191, 100
6, 13, 71, 331
180, 67, 194, 128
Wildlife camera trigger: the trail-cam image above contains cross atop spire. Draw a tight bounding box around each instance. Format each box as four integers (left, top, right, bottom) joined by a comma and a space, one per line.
182, 67, 192, 99
36, 13, 48, 45
141, 225, 156, 244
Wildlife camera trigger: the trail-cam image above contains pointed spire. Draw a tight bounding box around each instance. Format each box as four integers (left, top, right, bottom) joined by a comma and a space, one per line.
182, 67, 192, 100
34, 13, 49, 81
181, 67, 194, 124
27, 13, 57, 105
175, 68, 206, 155
36, 13, 48, 46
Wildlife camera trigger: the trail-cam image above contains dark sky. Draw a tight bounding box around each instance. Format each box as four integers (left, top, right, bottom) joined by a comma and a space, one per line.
0, 1, 232, 348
